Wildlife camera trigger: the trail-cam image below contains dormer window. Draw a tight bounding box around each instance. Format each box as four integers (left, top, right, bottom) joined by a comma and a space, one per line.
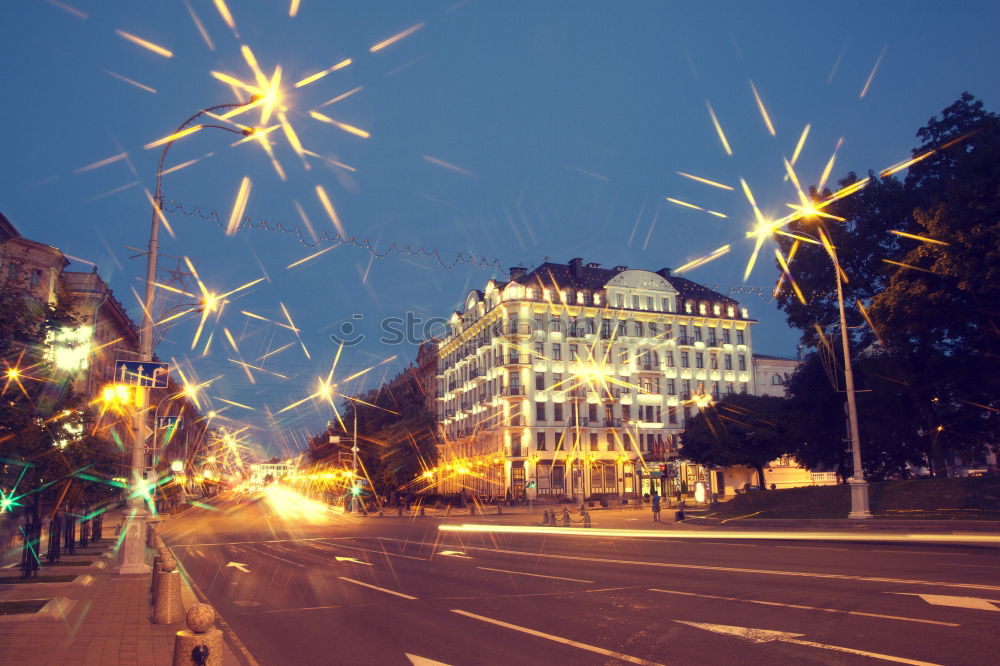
684, 302, 693, 314
525, 287, 534, 300
577, 291, 585, 305
713, 304, 721, 316
698, 303, 707, 315
593, 293, 601, 306
726, 306, 735, 318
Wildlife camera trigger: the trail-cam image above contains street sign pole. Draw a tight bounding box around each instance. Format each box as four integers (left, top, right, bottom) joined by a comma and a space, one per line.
351, 411, 359, 514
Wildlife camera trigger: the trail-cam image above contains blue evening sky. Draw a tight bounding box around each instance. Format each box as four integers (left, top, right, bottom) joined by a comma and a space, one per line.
3, 1, 998, 456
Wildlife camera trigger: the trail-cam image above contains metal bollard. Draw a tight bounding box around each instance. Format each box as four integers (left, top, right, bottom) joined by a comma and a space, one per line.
419, 506, 425, 517
172, 603, 223, 666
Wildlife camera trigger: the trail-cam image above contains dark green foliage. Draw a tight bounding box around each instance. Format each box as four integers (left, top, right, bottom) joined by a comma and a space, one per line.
682, 393, 800, 488
309, 371, 438, 495
773, 93, 1000, 477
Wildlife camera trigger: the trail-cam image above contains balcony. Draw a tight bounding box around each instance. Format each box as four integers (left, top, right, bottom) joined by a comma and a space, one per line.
603, 418, 622, 428
510, 445, 525, 458
502, 355, 531, 366
460, 401, 473, 411
677, 336, 691, 345
707, 337, 719, 347
638, 363, 656, 372
567, 387, 587, 399
567, 417, 590, 427
468, 368, 486, 382
447, 380, 457, 391
501, 386, 525, 397
499, 322, 533, 338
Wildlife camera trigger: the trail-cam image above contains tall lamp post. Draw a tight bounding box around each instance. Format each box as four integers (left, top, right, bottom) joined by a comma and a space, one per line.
117, 103, 254, 575
794, 228, 871, 519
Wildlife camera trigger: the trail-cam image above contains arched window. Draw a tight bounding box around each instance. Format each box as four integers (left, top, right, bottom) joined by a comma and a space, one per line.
771, 374, 783, 385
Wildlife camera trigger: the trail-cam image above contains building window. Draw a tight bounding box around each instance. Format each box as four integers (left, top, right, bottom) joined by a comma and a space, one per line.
553, 403, 563, 422
740, 383, 747, 394
722, 329, 731, 344
593, 293, 601, 305
680, 352, 689, 368
554, 434, 563, 451
552, 344, 562, 361
616, 293, 624, 307
646, 296, 654, 310
666, 351, 674, 367
710, 353, 718, 370
724, 355, 732, 370
772, 374, 783, 385
588, 403, 598, 422
569, 344, 578, 361
668, 406, 677, 424
535, 372, 545, 390
737, 329, 745, 345
727, 306, 735, 317
694, 327, 702, 342
536, 431, 547, 451
536, 401, 546, 421
30, 269, 42, 288
682, 406, 691, 424
738, 356, 746, 371
682, 379, 691, 398
667, 379, 675, 395
632, 295, 640, 309
695, 352, 704, 369
622, 404, 631, 421
590, 433, 599, 451
534, 317, 544, 333
711, 381, 720, 396
535, 342, 544, 356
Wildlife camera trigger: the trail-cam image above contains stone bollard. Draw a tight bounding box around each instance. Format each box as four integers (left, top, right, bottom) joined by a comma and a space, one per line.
470, 504, 476, 515
172, 603, 223, 666
540, 510, 549, 526
561, 508, 570, 527
418, 506, 425, 517
153, 548, 184, 625
397, 505, 403, 517
150, 555, 162, 605
496, 502, 502, 515
583, 510, 592, 528
445, 505, 452, 517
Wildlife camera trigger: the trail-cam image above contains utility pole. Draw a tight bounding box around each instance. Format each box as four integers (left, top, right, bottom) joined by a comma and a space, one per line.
351, 411, 359, 514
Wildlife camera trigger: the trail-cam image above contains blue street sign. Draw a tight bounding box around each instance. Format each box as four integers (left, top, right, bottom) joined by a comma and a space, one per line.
114, 360, 169, 388
157, 416, 182, 430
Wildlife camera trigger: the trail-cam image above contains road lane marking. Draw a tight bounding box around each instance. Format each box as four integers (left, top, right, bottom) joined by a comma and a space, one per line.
438, 550, 471, 559
379, 537, 1000, 593
406, 654, 452, 666
775, 545, 848, 551
259, 604, 344, 614
450, 609, 663, 665
226, 561, 250, 573
240, 544, 305, 568
891, 593, 1000, 611
476, 567, 594, 583
676, 621, 940, 666
937, 562, 1000, 569
335, 556, 372, 566
649, 587, 959, 626
339, 576, 417, 600
311, 540, 428, 561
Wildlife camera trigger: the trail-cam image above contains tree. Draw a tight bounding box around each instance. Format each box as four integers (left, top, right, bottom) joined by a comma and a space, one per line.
681, 394, 798, 488
773, 93, 1000, 476
0, 281, 113, 521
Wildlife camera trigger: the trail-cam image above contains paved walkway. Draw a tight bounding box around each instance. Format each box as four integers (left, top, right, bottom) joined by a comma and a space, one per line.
0, 509, 243, 666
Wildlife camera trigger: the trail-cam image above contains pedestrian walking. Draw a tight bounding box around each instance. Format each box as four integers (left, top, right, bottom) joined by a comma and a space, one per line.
651, 492, 661, 522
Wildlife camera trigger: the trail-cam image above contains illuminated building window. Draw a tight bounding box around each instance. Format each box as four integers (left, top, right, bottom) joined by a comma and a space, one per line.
590, 433, 598, 451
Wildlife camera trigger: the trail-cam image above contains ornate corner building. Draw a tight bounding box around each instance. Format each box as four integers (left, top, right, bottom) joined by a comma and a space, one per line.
433, 257, 755, 501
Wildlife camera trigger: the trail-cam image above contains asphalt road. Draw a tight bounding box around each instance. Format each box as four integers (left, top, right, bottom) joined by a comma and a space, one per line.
161, 490, 1000, 666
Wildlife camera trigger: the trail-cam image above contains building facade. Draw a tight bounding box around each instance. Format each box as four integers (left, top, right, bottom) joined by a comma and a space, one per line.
752, 353, 801, 398
434, 258, 755, 500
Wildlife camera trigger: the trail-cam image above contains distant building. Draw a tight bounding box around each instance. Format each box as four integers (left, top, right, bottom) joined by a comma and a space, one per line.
0, 211, 68, 304
752, 353, 800, 398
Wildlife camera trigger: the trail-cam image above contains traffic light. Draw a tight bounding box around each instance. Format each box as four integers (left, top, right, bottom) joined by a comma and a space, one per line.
527, 481, 537, 489
350, 480, 362, 496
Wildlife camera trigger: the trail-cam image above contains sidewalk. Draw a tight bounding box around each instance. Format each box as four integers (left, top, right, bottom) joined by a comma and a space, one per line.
0, 509, 244, 666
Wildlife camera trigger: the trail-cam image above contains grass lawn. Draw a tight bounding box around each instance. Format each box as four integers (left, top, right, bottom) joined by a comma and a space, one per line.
0, 575, 76, 584
0, 600, 48, 615
706, 476, 1000, 520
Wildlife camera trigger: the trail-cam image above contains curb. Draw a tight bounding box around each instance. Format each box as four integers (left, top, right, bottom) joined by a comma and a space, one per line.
686, 517, 1000, 532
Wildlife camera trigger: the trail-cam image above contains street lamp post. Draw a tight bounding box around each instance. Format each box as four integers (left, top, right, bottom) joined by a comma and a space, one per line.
797, 228, 871, 519
117, 103, 253, 575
